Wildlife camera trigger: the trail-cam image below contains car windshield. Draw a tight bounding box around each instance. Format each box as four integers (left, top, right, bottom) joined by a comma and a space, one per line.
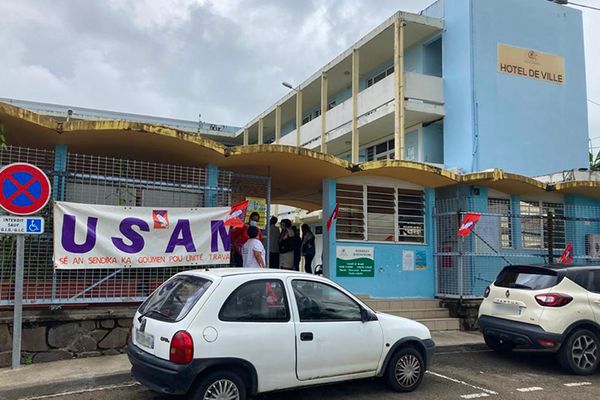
494, 267, 558, 290
138, 275, 212, 322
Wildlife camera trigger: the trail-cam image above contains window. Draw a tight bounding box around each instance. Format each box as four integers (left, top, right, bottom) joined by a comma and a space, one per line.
336, 184, 426, 243
365, 139, 394, 161
138, 275, 211, 322
314, 109, 321, 118
292, 280, 361, 322
488, 198, 512, 248
520, 201, 565, 249
495, 267, 559, 290
590, 271, 600, 294
302, 115, 311, 125
366, 65, 395, 88
397, 189, 426, 243
367, 186, 395, 241
327, 100, 336, 110
336, 184, 365, 240
219, 280, 289, 322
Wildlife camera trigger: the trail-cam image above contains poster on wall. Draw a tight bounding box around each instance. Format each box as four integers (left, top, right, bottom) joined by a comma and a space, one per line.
402, 250, 415, 271
415, 250, 427, 270
53, 201, 231, 269
336, 246, 374, 277
246, 197, 267, 229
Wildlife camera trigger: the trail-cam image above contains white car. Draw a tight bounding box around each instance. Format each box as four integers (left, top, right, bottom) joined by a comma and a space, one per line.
479, 264, 600, 375
128, 268, 435, 399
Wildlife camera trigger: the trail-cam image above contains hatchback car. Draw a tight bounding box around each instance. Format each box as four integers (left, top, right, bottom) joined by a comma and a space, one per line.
128, 268, 435, 399
479, 264, 600, 375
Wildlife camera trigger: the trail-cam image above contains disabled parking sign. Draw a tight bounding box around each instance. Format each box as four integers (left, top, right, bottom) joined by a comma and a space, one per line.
0, 163, 51, 215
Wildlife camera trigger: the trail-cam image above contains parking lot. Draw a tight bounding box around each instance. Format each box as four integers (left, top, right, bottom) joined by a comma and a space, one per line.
41, 348, 599, 400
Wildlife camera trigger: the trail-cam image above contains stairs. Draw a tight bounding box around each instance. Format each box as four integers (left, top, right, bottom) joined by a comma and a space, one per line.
357, 296, 460, 332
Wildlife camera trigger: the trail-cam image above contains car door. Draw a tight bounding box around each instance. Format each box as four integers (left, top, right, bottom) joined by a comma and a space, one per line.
588, 270, 600, 322
288, 278, 383, 381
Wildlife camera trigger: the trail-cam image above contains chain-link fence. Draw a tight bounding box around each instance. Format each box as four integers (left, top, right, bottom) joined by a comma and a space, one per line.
0, 145, 270, 306
435, 198, 600, 298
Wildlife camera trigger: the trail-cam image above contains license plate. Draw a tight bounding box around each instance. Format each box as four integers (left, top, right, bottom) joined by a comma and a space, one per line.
492, 303, 522, 316
136, 329, 154, 349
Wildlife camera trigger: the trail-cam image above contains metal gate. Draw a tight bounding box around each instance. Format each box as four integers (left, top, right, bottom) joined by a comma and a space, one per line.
0, 146, 271, 306
435, 198, 600, 298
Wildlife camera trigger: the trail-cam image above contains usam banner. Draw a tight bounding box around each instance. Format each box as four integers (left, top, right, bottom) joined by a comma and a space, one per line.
53, 202, 231, 269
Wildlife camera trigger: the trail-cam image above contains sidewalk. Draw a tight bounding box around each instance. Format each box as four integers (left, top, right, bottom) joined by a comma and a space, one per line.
0, 332, 486, 400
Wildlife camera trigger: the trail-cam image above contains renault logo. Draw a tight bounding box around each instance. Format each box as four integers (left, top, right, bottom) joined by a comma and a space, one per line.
505, 290, 510, 298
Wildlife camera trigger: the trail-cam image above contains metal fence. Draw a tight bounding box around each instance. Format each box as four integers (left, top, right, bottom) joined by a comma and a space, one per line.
435, 198, 600, 298
0, 145, 271, 306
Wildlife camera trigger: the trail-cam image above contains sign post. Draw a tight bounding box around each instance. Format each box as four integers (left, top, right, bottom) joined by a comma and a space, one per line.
0, 163, 51, 369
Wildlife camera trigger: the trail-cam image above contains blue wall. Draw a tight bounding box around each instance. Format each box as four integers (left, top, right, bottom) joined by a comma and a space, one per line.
323, 179, 436, 298
430, 0, 589, 175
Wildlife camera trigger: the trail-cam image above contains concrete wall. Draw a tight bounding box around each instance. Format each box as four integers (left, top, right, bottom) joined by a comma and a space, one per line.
431, 0, 589, 175
322, 179, 436, 299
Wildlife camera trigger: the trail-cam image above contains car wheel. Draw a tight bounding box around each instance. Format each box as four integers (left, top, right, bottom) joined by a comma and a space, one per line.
191, 370, 247, 400
385, 347, 425, 392
484, 334, 515, 353
559, 329, 600, 375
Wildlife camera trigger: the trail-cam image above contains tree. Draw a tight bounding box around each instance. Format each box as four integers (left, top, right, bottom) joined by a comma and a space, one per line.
590, 150, 600, 171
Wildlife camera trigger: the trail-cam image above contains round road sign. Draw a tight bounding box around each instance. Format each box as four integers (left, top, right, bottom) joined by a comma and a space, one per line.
0, 163, 51, 215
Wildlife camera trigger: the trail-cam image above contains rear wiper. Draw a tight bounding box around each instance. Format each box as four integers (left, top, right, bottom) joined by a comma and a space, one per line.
138, 309, 172, 322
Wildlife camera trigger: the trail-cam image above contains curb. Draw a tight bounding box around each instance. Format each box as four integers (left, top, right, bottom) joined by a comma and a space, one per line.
0, 371, 133, 400
435, 343, 489, 353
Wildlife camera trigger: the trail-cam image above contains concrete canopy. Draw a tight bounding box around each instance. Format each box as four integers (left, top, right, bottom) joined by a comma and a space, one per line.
461, 169, 548, 195
356, 159, 458, 187
554, 181, 600, 199
223, 145, 352, 211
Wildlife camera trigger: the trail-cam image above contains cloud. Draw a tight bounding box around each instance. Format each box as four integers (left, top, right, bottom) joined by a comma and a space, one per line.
0, 0, 597, 150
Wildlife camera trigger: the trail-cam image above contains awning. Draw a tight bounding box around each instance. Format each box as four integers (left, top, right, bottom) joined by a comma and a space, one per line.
461, 169, 548, 195
553, 180, 600, 199
356, 160, 458, 187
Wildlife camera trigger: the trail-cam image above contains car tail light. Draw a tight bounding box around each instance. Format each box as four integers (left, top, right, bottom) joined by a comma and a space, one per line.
538, 339, 556, 347
170, 330, 194, 364
535, 293, 573, 307
483, 286, 490, 298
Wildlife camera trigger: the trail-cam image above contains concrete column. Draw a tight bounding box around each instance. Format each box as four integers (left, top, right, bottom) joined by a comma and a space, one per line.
258, 118, 264, 145
394, 18, 406, 161
351, 48, 360, 163
320, 73, 328, 154
205, 164, 219, 207
322, 178, 337, 279
295, 90, 302, 148
53, 144, 68, 201
275, 105, 281, 144
243, 128, 249, 146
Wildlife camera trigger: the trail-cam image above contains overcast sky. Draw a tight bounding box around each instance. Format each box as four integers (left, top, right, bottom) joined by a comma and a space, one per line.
0, 0, 598, 150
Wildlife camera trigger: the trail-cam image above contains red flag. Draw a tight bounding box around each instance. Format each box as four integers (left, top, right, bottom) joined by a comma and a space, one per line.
558, 243, 573, 265
457, 213, 481, 237
326, 203, 339, 232
224, 200, 249, 228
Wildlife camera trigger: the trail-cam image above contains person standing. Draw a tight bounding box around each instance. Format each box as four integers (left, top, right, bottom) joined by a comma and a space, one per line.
241, 226, 266, 268
268, 216, 280, 269
301, 224, 316, 274
278, 219, 295, 270
292, 226, 302, 271
231, 212, 262, 267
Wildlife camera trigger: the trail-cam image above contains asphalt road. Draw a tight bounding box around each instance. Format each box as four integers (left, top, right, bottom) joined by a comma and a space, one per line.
34, 349, 600, 400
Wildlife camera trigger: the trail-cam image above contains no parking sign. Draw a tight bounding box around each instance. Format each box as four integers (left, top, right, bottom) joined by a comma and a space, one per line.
0, 163, 51, 215
0, 162, 51, 369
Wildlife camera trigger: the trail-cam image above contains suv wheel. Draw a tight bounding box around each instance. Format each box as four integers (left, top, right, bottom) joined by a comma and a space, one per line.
385, 347, 424, 392
484, 334, 515, 353
192, 370, 247, 400
559, 329, 600, 375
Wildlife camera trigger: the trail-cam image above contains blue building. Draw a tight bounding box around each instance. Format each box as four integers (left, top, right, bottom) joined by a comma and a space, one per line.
0, 0, 598, 332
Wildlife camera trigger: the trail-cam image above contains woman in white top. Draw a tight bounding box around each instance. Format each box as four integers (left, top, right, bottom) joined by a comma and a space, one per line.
241, 226, 266, 268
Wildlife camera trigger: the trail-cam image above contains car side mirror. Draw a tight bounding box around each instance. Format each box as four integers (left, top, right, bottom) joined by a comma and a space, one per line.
361, 307, 377, 323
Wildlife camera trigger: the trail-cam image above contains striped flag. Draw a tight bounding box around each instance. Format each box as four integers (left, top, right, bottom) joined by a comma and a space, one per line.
326, 203, 339, 232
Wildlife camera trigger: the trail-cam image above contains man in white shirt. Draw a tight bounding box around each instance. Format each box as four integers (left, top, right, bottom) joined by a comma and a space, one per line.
241, 226, 266, 268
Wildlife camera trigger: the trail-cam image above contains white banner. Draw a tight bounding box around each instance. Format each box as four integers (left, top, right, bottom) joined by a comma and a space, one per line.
53, 202, 231, 269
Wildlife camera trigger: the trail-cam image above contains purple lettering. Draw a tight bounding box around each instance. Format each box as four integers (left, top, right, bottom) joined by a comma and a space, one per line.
166, 219, 196, 253
111, 218, 149, 254
61, 214, 98, 254
211, 220, 230, 252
